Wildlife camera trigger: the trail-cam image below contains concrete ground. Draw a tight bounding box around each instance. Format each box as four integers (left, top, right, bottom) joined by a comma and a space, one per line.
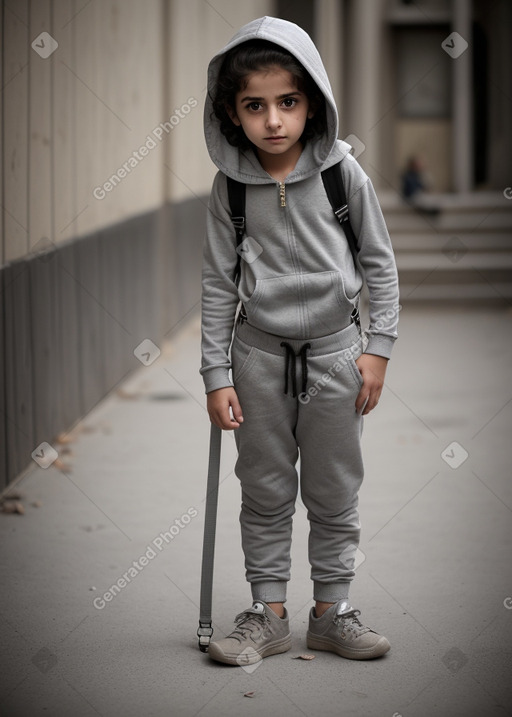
1, 305, 511, 717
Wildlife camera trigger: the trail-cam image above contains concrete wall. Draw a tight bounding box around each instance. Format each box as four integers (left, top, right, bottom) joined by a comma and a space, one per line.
0, 0, 274, 488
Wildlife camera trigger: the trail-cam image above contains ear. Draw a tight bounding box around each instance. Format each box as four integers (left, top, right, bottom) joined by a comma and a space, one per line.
226, 104, 241, 127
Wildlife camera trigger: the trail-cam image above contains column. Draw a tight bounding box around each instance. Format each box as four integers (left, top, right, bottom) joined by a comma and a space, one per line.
452, 0, 473, 193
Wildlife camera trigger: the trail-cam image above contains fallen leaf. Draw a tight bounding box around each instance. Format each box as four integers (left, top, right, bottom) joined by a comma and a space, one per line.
3, 491, 23, 500
292, 654, 315, 660
116, 389, 140, 400
0, 501, 25, 515
53, 458, 72, 472
55, 432, 76, 445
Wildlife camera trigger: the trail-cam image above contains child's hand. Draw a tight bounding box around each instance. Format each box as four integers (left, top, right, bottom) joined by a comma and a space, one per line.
207, 387, 244, 430
354, 354, 388, 415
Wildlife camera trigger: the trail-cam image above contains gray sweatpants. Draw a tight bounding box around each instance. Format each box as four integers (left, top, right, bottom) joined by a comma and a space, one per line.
232, 318, 365, 605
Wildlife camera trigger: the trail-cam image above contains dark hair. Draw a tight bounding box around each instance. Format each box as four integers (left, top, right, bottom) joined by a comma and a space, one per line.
211, 39, 327, 149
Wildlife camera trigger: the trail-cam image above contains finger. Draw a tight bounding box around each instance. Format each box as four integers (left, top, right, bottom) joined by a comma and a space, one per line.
209, 408, 231, 431
230, 395, 244, 423
361, 385, 382, 415
355, 387, 369, 414
362, 397, 376, 415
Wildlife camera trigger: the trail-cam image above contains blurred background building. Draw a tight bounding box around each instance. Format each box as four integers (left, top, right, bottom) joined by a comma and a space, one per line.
1, 0, 511, 487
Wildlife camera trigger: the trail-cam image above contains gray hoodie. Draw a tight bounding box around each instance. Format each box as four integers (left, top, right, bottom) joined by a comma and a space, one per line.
200, 16, 399, 394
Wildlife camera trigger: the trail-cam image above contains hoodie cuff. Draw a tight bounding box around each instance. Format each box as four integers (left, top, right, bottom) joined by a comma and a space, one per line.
364, 334, 396, 360
202, 366, 233, 394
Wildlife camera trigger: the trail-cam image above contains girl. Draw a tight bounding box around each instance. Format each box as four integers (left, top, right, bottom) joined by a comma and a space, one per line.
200, 16, 399, 665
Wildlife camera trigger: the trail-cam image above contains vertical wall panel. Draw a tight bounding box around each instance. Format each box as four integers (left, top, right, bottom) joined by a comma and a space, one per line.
28, 0, 53, 252
1, 0, 4, 265
100, 227, 131, 393
0, 268, 6, 482
56, 241, 81, 431
75, 232, 106, 416
29, 247, 59, 448
4, 263, 34, 480
53, 0, 77, 243
74, 0, 100, 237
3, 0, 29, 262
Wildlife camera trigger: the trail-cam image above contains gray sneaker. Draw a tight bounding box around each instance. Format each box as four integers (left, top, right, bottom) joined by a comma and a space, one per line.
307, 600, 390, 660
208, 601, 292, 666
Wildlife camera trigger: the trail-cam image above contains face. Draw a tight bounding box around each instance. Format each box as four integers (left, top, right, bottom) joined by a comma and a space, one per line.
228, 67, 314, 166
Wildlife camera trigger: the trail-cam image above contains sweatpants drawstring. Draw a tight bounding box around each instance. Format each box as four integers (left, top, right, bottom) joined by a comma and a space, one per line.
280, 342, 311, 397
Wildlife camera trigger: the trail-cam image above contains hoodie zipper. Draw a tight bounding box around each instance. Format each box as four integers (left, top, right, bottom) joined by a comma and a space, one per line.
279, 182, 286, 207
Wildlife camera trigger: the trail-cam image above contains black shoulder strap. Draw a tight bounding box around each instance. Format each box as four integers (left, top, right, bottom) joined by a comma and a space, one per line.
227, 164, 359, 279
226, 176, 246, 285
321, 161, 359, 267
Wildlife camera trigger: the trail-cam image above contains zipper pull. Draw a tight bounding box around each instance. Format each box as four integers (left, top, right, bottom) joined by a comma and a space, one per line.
279, 182, 286, 207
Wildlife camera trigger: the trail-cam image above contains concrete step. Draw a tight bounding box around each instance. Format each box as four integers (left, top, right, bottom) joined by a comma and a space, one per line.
391, 232, 512, 253
377, 193, 512, 303
379, 191, 512, 234
399, 282, 512, 304
396, 251, 512, 273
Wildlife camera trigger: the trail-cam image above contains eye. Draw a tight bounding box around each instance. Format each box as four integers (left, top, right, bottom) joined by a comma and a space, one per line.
246, 102, 262, 112
281, 97, 298, 108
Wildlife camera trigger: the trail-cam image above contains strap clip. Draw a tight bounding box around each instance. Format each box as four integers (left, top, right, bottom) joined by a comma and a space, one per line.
197, 622, 214, 652
231, 216, 245, 232
334, 204, 349, 223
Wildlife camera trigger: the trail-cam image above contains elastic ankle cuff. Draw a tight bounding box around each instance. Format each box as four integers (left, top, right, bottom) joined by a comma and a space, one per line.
314, 581, 350, 603
251, 581, 287, 604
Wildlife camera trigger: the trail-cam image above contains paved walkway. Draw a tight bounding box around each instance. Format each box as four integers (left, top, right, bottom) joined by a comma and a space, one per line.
1, 305, 511, 717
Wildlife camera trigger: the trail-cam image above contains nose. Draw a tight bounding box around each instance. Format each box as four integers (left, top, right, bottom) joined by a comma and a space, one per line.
266, 105, 282, 130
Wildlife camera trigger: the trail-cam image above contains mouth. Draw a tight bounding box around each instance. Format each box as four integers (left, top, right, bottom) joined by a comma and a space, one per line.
264, 136, 286, 142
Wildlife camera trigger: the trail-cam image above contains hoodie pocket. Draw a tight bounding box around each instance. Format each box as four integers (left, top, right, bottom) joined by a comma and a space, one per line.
243, 271, 354, 338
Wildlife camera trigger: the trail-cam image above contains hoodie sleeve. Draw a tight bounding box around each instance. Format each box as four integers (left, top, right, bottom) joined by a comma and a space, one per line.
343, 156, 400, 359
199, 172, 240, 393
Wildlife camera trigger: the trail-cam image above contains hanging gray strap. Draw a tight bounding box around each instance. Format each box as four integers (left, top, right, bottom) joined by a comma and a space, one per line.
197, 423, 222, 651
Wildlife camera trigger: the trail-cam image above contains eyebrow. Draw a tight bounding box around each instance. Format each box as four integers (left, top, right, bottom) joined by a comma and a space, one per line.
240, 91, 302, 103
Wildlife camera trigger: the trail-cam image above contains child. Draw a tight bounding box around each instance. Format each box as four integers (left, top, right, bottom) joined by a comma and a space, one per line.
200, 16, 399, 665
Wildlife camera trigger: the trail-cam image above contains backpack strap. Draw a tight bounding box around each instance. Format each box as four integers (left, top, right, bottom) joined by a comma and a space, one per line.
321, 161, 359, 268
226, 176, 246, 285
227, 166, 359, 329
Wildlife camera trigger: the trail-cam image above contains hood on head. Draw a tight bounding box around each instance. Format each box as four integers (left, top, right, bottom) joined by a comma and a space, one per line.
204, 16, 343, 184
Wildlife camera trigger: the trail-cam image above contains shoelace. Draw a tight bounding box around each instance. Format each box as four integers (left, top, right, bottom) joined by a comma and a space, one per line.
333, 609, 371, 638
229, 610, 271, 643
